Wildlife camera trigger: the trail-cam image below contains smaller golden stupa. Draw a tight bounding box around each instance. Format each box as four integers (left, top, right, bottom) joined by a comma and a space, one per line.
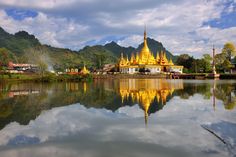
80, 65, 90, 75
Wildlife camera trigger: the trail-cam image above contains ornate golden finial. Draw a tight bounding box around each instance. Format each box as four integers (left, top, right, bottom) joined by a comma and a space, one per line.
144, 25, 147, 40
159, 50, 163, 58
121, 52, 124, 59
156, 52, 160, 60
143, 25, 148, 48
163, 50, 167, 58
135, 52, 139, 62
131, 53, 135, 63
169, 58, 174, 65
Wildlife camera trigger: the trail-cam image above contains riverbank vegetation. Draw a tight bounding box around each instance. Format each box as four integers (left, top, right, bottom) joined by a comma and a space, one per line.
0, 73, 93, 83
176, 42, 236, 74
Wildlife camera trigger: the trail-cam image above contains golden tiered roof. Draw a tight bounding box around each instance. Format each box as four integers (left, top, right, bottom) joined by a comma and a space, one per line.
80, 65, 90, 75
118, 29, 174, 67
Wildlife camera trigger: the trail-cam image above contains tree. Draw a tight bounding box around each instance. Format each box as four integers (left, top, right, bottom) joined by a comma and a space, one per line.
38, 61, 48, 77
176, 54, 195, 73
222, 42, 236, 61
0, 48, 17, 66
222, 60, 233, 72
202, 54, 212, 73
95, 54, 106, 69
214, 53, 227, 72
24, 47, 51, 76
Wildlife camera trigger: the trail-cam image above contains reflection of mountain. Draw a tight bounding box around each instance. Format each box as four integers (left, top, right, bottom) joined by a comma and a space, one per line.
119, 79, 183, 124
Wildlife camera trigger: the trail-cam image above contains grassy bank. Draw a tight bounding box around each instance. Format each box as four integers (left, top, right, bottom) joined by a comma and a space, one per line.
0, 73, 93, 83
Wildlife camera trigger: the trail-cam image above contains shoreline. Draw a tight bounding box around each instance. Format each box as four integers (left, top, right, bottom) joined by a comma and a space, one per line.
1, 73, 236, 83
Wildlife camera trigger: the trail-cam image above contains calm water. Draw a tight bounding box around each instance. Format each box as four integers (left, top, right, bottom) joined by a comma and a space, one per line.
0, 79, 236, 157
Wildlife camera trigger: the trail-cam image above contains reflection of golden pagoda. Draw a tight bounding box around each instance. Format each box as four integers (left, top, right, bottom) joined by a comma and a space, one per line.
118, 28, 183, 74
119, 79, 183, 124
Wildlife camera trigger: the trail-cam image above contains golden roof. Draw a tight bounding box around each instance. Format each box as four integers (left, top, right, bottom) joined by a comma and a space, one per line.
140, 28, 151, 58
80, 65, 90, 74
118, 28, 178, 67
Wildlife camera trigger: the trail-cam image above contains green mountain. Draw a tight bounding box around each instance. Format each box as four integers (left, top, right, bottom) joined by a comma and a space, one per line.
77, 45, 117, 68
104, 38, 177, 62
0, 28, 40, 55
0, 27, 177, 70
104, 41, 135, 57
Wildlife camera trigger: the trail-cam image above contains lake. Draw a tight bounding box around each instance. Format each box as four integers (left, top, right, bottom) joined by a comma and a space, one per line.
0, 79, 236, 157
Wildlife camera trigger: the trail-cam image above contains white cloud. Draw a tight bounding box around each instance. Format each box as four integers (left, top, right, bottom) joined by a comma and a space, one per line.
0, 0, 77, 9
0, 0, 235, 56
0, 92, 235, 157
117, 35, 143, 48
0, 10, 89, 48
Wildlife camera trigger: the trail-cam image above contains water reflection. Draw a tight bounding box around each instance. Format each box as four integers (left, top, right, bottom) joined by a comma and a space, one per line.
0, 80, 236, 130
119, 79, 183, 124
0, 79, 236, 157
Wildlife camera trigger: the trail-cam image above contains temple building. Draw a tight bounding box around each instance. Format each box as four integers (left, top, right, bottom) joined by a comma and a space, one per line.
65, 65, 90, 75
118, 29, 183, 74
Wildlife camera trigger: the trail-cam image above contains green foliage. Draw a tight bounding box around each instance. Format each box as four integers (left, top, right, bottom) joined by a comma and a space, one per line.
0, 28, 40, 55
175, 43, 236, 73
222, 42, 236, 61
176, 54, 195, 73
78, 46, 118, 69
198, 54, 212, 73
0, 47, 17, 66
222, 60, 233, 72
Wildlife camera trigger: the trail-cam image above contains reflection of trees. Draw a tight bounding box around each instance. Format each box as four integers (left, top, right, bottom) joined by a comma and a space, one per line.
175, 81, 236, 110
175, 83, 212, 99
0, 82, 124, 130
214, 84, 236, 110
1, 80, 236, 131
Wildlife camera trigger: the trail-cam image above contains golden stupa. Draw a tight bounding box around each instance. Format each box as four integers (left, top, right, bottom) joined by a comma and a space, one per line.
118, 28, 183, 74
80, 65, 90, 75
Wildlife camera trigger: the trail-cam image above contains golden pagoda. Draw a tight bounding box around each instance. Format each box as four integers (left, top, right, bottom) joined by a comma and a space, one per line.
80, 65, 90, 75
118, 28, 183, 74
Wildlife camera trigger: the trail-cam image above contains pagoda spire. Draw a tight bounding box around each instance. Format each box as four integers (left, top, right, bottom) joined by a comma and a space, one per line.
143, 25, 147, 47
213, 45, 216, 74
121, 52, 124, 59
144, 25, 147, 40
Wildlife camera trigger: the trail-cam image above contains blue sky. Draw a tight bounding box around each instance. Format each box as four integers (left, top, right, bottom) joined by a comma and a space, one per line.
5, 8, 38, 21
0, 0, 235, 57
203, 1, 236, 29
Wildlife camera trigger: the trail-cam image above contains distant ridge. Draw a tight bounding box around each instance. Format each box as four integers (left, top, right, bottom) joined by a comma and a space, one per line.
0, 26, 177, 70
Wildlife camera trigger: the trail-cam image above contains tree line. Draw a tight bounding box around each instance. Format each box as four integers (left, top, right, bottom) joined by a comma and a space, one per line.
176, 42, 236, 73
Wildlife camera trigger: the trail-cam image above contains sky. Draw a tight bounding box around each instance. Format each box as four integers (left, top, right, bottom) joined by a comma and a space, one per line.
0, 0, 236, 57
